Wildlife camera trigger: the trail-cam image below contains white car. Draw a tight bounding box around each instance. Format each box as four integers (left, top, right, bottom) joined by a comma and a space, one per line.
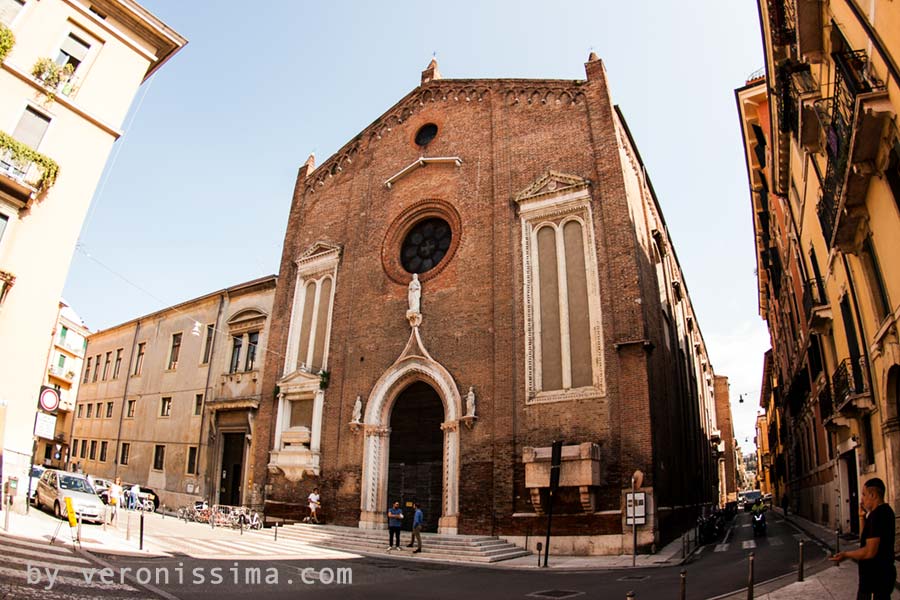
35, 470, 105, 524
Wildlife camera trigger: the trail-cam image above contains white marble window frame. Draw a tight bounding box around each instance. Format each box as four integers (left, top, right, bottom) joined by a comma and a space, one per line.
518, 188, 606, 405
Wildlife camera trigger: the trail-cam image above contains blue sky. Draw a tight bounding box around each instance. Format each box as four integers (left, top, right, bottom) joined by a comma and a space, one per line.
63, 1, 770, 451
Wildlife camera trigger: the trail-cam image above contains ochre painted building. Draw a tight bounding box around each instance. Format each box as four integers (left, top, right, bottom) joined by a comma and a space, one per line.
255, 56, 724, 555
739, 0, 900, 545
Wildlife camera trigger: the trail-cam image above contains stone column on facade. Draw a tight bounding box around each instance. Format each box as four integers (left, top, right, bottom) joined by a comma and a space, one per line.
311, 389, 325, 453
359, 424, 390, 529
439, 419, 459, 534
272, 392, 286, 451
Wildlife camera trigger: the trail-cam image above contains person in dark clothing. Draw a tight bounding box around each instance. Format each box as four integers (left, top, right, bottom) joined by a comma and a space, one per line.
831, 477, 896, 600
406, 502, 423, 553
386, 501, 404, 551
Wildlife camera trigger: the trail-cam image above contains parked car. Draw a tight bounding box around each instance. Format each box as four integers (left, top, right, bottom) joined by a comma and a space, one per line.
35, 469, 105, 524
91, 478, 113, 504
27, 465, 45, 503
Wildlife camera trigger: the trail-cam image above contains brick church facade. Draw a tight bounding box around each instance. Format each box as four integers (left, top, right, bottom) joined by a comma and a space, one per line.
251, 55, 723, 555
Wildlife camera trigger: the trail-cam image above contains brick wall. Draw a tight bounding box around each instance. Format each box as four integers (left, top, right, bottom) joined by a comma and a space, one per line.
253, 57, 716, 544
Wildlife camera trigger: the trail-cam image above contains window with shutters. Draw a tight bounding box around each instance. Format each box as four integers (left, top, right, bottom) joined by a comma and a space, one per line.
12, 106, 50, 150
0, 106, 50, 187
0, 0, 25, 27
514, 172, 606, 404
56, 33, 90, 72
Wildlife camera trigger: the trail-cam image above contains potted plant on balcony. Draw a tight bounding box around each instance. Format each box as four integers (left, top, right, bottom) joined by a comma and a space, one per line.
0, 24, 14, 62
0, 131, 60, 193
31, 57, 74, 99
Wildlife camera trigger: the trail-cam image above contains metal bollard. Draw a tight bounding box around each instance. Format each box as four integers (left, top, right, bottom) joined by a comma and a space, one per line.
126, 511, 131, 541
747, 552, 755, 600
798, 540, 804, 582
680, 569, 687, 600
274, 521, 278, 541
139, 511, 144, 550
162, 504, 166, 519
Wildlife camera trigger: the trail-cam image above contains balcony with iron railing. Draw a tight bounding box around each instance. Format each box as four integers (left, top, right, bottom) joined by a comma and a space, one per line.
48, 364, 76, 382
817, 49, 891, 251
767, 0, 797, 47
802, 277, 831, 333
831, 356, 873, 415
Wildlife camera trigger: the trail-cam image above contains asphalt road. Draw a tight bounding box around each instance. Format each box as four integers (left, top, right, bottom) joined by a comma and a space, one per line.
1, 510, 830, 600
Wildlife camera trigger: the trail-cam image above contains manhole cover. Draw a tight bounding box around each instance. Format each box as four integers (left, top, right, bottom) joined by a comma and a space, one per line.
527, 591, 584, 599
617, 575, 650, 582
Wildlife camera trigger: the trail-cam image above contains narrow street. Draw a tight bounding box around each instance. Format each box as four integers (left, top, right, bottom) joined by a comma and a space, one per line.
0, 509, 830, 599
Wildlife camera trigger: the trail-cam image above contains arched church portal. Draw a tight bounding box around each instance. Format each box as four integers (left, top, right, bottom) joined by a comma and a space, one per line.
387, 382, 443, 532
359, 361, 460, 534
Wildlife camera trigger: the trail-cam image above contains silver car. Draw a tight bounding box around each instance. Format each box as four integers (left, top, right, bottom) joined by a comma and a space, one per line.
35, 470, 105, 524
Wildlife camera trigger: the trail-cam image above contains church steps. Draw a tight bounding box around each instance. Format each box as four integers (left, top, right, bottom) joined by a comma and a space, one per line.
276, 523, 530, 562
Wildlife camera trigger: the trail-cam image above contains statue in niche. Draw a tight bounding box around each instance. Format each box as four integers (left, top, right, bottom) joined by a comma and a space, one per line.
408, 273, 421, 314
351, 395, 363, 423
466, 386, 476, 418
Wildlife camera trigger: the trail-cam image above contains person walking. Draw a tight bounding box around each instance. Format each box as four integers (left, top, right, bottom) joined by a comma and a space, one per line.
831, 477, 896, 600
386, 501, 403, 551
108, 478, 123, 523
406, 502, 423, 553
307, 487, 321, 524
130, 483, 140, 510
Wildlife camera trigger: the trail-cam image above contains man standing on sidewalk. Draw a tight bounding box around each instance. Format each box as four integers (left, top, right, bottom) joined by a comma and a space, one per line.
831, 478, 896, 600
386, 501, 403, 551
406, 503, 423, 553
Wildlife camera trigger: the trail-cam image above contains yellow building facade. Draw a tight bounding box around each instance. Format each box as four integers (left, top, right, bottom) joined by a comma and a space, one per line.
739, 0, 900, 541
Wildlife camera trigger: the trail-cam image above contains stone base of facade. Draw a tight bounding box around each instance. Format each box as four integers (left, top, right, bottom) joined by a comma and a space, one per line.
358, 510, 387, 530
438, 515, 458, 534
505, 530, 657, 556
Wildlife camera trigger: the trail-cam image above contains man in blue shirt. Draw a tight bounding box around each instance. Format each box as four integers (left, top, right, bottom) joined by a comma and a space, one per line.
406, 502, 424, 553
386, 501, 403, 550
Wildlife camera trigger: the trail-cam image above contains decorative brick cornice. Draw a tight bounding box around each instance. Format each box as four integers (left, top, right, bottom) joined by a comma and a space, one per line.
303, 79, 588, 195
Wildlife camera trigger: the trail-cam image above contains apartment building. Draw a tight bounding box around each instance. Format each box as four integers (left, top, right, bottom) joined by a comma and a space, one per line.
38, 299, 89, 470
738, 0, 900, 540
0, 0, 185, 498
70, 276, 276, 509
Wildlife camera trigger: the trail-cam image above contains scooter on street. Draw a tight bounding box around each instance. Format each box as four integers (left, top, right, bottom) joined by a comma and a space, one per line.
752, 511, 767, 536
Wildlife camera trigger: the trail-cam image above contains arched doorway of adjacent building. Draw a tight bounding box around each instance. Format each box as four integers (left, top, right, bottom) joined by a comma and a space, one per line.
386, 381, 443, 532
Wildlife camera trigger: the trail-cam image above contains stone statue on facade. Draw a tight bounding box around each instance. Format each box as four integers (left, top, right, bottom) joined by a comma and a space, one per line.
408, 273, 421, 314
406, 273, 423, 327
352, 395, 363, 423
466, 386, 476, 418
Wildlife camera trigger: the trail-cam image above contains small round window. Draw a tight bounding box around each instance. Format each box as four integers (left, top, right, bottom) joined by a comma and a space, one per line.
401, 218, 452, 274
415, 123, 438, 147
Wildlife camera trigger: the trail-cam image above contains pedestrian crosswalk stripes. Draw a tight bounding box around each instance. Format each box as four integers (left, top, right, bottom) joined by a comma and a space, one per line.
0, 532, 90, 556
0, 532, 140, 596
711, 537, 786, 552
4, 550, 91, 570
0, 565, 136, 592
148, 532, 350, 558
